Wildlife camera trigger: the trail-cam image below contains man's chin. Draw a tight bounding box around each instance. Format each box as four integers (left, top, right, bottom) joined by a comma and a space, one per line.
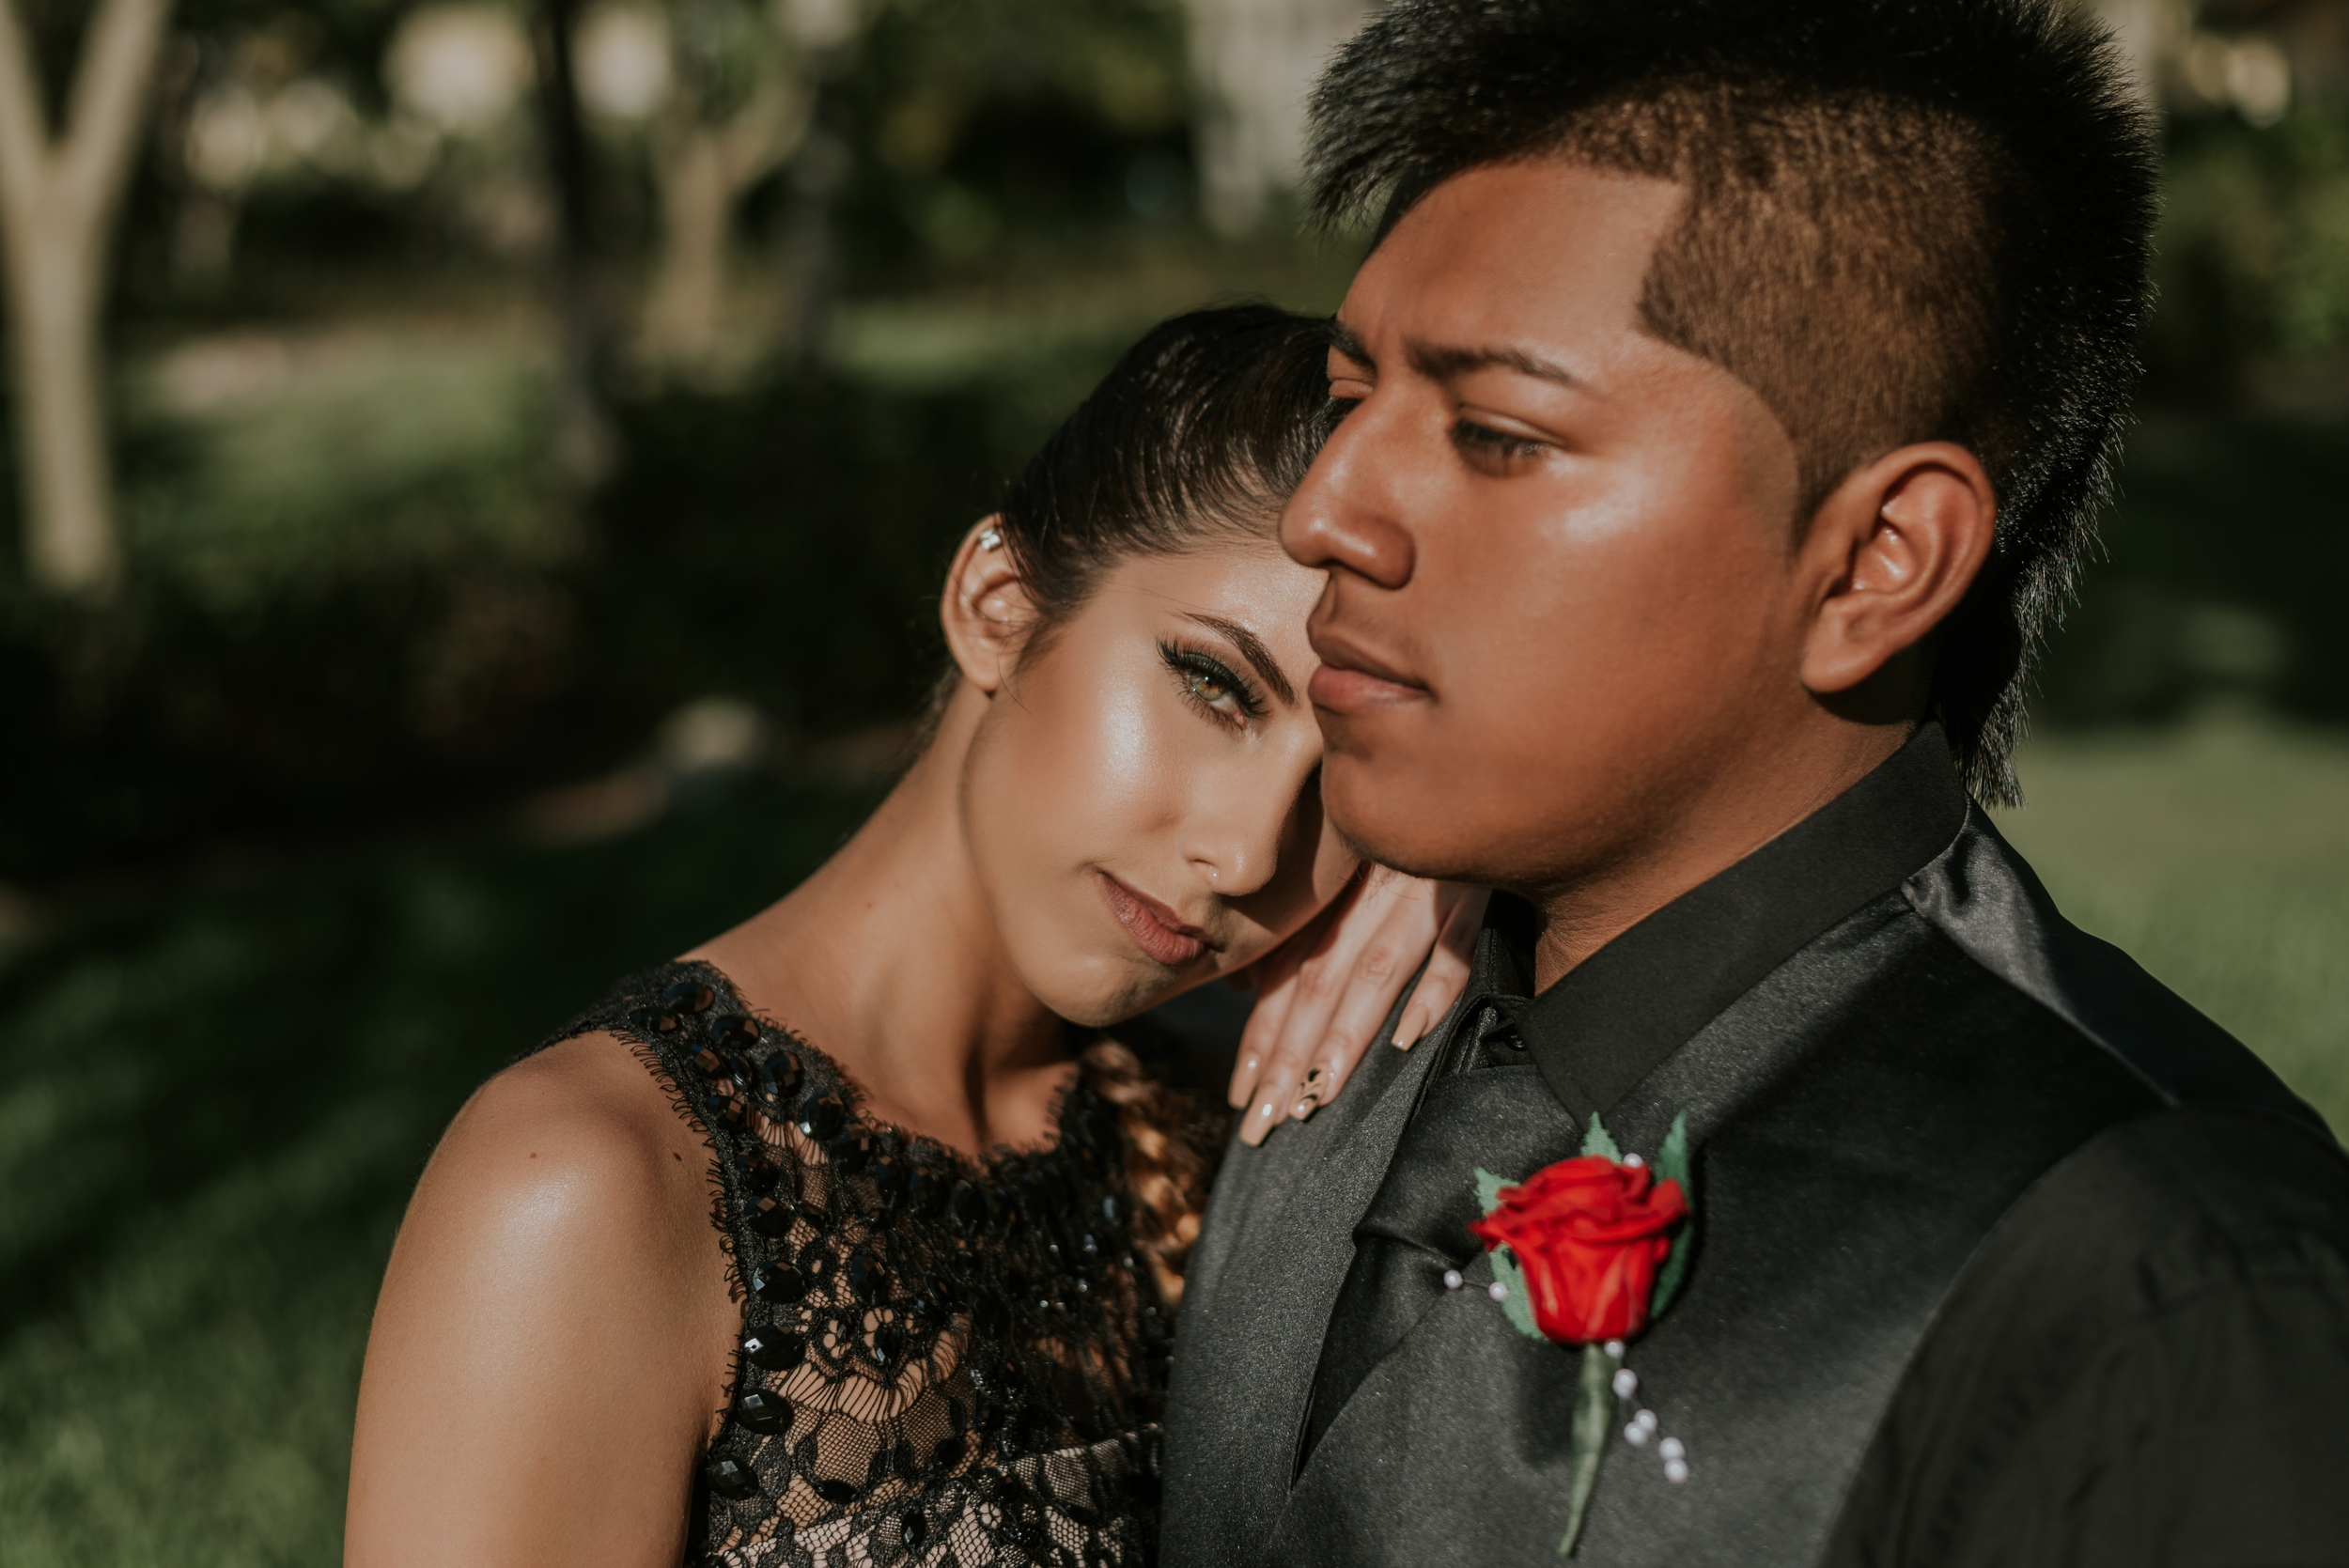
1321, 754, 1485, 885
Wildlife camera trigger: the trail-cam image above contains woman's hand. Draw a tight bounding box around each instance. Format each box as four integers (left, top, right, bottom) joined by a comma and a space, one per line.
1226, 869, 1489, 1147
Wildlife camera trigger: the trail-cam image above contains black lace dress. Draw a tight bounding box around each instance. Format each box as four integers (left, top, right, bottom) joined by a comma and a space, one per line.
536, 961, 1174, 1567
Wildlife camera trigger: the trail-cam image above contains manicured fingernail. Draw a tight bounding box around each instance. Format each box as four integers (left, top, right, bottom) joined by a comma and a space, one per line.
1245, 1097, 1278, 1143
1291, 1065, 1331, 1122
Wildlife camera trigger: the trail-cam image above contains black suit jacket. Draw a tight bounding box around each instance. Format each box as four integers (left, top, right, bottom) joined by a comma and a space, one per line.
1162, 729, 2349, 1567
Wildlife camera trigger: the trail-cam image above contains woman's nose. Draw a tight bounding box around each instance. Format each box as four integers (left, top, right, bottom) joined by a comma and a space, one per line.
1185, 756, 1320, 902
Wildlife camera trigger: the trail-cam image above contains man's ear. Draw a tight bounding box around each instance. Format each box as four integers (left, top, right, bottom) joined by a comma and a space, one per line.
940, 516, 1036, 694
1798, 442, 1997, 701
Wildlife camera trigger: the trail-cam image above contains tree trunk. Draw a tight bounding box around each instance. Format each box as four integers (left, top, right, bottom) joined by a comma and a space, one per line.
641, 126, 735, 370
638, 54, 813, 377
4, 224, 110, 590
534, 0, 617, 486
0, 0, 174, 598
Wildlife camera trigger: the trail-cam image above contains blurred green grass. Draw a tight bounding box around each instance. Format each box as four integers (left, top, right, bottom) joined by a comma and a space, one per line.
0, 781, 875, 1567
0, 720, 2341, 1564
1995, 710, 2349, 1131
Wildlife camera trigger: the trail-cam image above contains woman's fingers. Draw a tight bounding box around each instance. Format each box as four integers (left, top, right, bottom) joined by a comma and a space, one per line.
1227, 893, 1341, 1110
1237, 869, 1444, 1146
1391, 885, 1490, 1051
1227, 953, 1299, 1110
1292, 883, 1439, 1102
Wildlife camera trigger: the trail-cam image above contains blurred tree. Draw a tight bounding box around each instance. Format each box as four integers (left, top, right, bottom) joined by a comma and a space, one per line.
590, 0, 860, 375
1183, 0, 1369, 235
534, 0, 620, 483
0, 0, 174, 597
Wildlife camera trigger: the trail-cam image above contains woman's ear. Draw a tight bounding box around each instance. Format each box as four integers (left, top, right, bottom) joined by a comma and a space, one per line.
941, 516, 1036, 694
1797, 442, 1998, 702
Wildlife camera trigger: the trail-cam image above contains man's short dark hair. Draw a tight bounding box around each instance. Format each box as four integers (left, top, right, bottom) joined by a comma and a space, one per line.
1306, 0, 2157, 804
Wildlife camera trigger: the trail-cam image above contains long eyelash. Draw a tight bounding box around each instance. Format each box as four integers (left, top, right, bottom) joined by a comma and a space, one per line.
1158, 640, 1268, 722
1452, 420, 1545, 461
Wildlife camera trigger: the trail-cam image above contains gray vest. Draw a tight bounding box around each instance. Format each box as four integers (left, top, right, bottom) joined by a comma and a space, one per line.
1161, 813, 2312, 1567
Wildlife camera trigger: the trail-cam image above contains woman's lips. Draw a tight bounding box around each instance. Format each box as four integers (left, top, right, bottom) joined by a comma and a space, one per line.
1097, 873, 1208, 968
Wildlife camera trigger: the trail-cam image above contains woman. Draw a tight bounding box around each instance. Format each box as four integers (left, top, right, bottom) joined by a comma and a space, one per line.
346, 307, 1479, 1567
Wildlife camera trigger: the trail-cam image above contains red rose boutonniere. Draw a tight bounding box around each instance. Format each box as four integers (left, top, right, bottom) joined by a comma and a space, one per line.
1470, 1111, 1695, 1555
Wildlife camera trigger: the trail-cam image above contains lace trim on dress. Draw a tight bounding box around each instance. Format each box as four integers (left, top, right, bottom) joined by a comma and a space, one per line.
536, 961, 1172, 1568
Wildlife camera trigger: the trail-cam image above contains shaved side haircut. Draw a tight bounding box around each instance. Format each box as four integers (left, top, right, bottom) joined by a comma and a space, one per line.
1309, 0, 2158, 802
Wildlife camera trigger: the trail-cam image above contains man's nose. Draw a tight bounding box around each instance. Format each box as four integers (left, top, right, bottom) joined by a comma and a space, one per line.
1280, 400, 1417, 590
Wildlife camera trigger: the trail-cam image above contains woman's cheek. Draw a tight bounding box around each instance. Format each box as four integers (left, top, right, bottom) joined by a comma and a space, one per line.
1032, 657, 1189, 857
980, 653, 1177, 945
1000, 656, 1136, 825
1094, 662, 1181, 815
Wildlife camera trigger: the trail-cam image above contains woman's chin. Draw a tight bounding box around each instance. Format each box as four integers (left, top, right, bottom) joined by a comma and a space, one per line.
1030, 957, 1189, 1032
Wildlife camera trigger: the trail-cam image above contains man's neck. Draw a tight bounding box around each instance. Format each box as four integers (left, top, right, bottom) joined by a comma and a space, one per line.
1525, 719, 1914, 990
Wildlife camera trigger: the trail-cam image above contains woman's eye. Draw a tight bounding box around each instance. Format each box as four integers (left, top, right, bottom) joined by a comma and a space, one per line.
1160, 642, 1262, 724
1185, 669, 1234, 707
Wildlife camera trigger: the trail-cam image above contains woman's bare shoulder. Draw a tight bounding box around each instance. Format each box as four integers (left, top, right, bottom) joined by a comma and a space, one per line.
348, 1031, 734, 1567
426, 1033, 706, 1225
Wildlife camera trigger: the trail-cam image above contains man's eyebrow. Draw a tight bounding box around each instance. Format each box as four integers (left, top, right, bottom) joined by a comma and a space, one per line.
1329, 321, 1373, 368
1407, 340, 1584, 390
1181, 613, 1297, 706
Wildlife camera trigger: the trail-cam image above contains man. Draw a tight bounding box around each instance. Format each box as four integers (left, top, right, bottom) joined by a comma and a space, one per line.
1162, 3, 2349, 1565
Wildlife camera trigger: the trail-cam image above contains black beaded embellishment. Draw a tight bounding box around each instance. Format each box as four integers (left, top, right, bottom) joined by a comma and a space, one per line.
552, 960, 1170, 1567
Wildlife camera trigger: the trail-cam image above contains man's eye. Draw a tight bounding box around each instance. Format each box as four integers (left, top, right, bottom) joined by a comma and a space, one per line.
1453, 420, 1547, 463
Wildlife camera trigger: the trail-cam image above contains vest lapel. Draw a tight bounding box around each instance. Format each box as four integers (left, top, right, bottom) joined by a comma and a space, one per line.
1162, 963, 1470, 1566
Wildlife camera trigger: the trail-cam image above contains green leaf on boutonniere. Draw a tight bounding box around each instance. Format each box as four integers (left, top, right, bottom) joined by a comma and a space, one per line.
1473, 1166, 1542, 1339
1649, 1111, 1696, 1318
1579, 1113, 1623, 1162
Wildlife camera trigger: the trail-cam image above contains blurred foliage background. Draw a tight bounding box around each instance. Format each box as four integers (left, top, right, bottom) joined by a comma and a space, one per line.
0, 0, 2343, 1560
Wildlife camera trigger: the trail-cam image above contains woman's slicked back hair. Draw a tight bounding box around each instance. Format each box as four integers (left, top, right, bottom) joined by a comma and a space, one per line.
997, 304, 1335, 630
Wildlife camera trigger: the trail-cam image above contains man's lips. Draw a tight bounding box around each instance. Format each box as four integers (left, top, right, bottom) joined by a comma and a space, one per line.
1097, 873, 1210, 968
1306, 628, 1427, 714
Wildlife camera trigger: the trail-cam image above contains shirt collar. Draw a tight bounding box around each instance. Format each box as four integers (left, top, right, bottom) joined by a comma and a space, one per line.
1456, 723, 1971, 1126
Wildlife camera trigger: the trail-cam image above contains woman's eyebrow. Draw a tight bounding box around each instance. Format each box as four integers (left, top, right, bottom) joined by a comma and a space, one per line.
1181, 613, 1296, 705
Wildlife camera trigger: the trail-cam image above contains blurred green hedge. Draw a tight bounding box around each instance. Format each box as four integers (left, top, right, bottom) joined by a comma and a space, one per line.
0, 352, 1061, 881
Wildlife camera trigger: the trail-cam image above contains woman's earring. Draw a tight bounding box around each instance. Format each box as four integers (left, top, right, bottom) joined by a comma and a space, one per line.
978, 527, 1003, 551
